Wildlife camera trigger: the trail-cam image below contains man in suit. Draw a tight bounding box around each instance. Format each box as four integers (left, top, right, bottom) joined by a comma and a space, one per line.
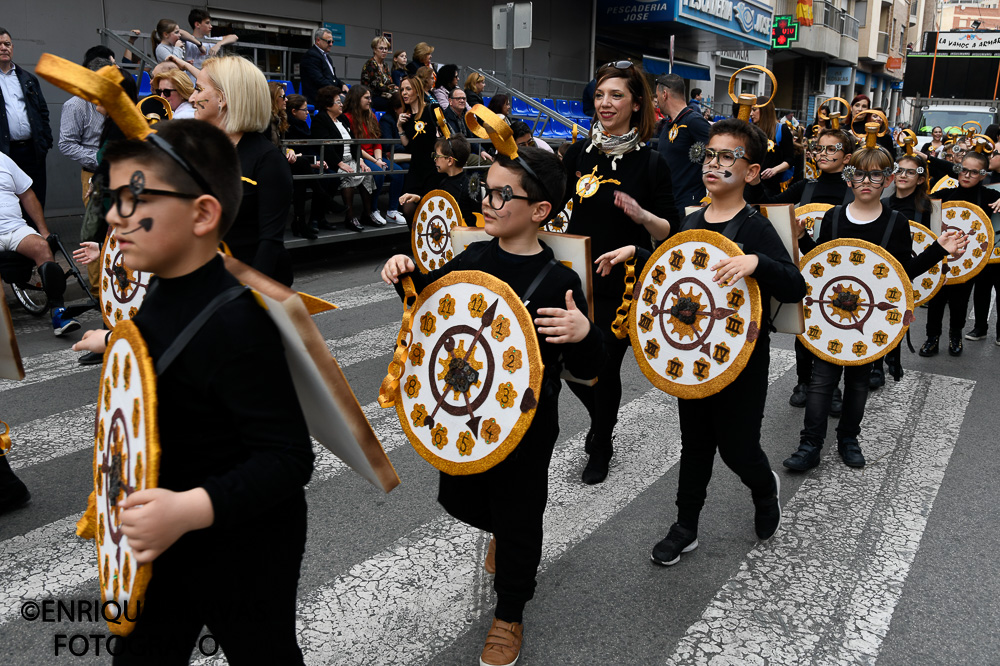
300, 28, 348, 105
0, 27, 52, 207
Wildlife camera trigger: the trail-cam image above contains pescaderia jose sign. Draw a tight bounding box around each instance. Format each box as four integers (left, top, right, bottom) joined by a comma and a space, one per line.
598, 0, 774, 48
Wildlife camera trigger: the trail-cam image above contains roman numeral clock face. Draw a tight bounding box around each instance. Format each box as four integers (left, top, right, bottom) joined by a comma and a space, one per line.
628, 230, 762, 399
798, 238, 914, 366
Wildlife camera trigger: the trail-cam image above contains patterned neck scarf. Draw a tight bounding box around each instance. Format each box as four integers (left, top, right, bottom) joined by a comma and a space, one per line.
586, 120, 642, 169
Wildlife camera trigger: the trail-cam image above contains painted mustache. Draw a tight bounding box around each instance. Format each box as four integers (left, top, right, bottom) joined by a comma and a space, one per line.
702, 169, 733, 178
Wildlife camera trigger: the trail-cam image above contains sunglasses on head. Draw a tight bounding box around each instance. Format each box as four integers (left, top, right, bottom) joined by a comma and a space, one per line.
598, 60, 633, 75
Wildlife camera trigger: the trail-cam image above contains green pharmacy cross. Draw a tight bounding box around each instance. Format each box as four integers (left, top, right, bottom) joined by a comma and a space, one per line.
772, 16, 799, 49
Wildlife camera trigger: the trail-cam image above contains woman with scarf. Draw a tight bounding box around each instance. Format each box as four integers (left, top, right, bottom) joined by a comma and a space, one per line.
562, 61, 680, 485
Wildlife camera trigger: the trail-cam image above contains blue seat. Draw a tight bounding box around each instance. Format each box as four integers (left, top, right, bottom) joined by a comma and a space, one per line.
512, 96, 532, 117
540, 98, 557, 113
306, 113, 311, 129
557, 98, 588, 121
137, 71, 152, 98
482, 96, 491, 108
571, 100, 588, 118
271, 79, 295, 96
375, 111, 384, 121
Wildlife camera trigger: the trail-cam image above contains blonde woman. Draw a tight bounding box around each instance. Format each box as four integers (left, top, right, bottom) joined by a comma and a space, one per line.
464, 72, 485, 108
150, 68, 195, 118
361, 36, 397, 112
189, 56, 295, 285
406, 41, 434, 76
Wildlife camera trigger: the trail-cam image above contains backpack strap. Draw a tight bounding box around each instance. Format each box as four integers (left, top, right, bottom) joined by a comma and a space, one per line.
830, 205, 844, 239
801, 180, 817, 205
720, 205, 757, 243
881, 210, 903, 248
155, 285, 248, 376
843, 187, 855, 205
522, 259, 559, 306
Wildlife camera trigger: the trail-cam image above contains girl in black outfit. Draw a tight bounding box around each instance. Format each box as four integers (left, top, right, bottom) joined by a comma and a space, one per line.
752, 100, 795, 196
397, 76, 440, 222
562, 61, 679, 485
286, 94, 332, 239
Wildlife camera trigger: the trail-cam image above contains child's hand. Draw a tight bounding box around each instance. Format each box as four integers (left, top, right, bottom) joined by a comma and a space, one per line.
398, 193, 420, 205
794, 216, 808, 239
119, 488, 214, 564
594, 245, 636, 276
381, 255, 415, 284
534, 290, 590, 344
72, 242, 100, 265
711, 254, 759, 285
72, 329, 109, 354
990, 198, 1000, 213
937, 229, 970, 258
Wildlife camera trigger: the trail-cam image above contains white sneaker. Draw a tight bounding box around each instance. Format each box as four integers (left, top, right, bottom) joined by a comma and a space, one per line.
370, 210, 387, 226
387, 210, 407, 225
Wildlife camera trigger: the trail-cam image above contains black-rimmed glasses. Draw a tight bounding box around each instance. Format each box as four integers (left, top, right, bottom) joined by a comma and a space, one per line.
816, 144, 844, 155
897, 167, 924, 177
106, 185, 199, 219
845, 168, 892, 185
954, 166, 987, 177
481, 185, 536, 211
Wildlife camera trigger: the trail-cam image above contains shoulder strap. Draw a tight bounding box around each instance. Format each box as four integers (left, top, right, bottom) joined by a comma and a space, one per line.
522, 259, 559, 306
831, 205, 843, 238
720, 205, 756, 242
801, 180, 817, 205
842, 187, 855, 205
881, 210, 902, 247
155, 285, 248, 376
680, 206, 708, 233
914, 207, 923, 224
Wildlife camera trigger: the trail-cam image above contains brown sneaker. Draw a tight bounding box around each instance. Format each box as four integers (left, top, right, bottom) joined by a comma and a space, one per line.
484, 536, 496, 575
479, 618, 523, 666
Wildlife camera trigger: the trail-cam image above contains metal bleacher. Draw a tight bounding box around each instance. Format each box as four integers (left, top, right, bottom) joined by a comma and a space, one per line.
470, 68, 586, 141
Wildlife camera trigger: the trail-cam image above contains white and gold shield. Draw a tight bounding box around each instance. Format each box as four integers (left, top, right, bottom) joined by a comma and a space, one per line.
542, 199, 571, 233
935, 201, 994, 284
411, 190, 466, 273
93, 321, 159, 635
909, 221, 946, 307
628, 229, 762, 399
798, 239, 914, 366
382, 271, 543, 475
795, 203, 834, 241
100, 232, 150, 328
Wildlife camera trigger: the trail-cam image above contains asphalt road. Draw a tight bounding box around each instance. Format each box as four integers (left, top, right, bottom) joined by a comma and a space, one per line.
1, 216, 999, 665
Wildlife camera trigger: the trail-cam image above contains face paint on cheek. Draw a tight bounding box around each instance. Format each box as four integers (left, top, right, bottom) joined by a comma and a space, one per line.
121, 218, 154, 235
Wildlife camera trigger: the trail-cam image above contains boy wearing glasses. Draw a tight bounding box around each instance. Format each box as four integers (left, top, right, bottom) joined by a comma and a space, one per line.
382, 148, 603, 666
595, 119, 806, 565
920, 150, 1000, 356
73, 120, 314, 663
782, 146, 967, 473
746, 129, 856, 410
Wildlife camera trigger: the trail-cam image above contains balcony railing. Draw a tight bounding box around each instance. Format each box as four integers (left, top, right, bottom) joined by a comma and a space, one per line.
843, 14, 861, 39
877, 31, 890, 55
812, 1, 860, 40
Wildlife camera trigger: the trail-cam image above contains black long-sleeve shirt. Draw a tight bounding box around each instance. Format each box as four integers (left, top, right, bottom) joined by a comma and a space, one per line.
802, 204, 948, 278
562, 140, 680, 306
746, 169, 852, 206
227, 131, 294, 286
760, 124, 796, 195
932, 181, 1000, 208
131, 255, 314, 536
884, 190, 933, 223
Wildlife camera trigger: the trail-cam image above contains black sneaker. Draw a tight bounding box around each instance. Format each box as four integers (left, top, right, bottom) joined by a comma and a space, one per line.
885, 352, 903, 382
919, 336, 939, 357
789, 383, 808, 408
837, 438, 866, 467
651, 523, 698, 566
966, 327, 987, 341
754, 471, 781, 540
0, 477, 30, 515
581, 451, 612, 485
948, 335, 963, 356
869, 366, 885, 390
78, 351, 104, 366
783, 442, 821, 471
829, 387, 843, 418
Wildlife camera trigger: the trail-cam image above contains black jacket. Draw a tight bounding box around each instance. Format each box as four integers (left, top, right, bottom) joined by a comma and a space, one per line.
443, 106, 473, 139
310, 111, 360, 163
0, 64, 52, 159
300, 46, 347, 104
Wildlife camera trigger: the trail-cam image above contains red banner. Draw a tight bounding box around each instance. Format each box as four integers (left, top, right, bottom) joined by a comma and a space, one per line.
796, 0, 814, 27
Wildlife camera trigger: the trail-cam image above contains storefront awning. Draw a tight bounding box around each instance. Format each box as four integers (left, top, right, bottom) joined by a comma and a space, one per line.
597, 0, 775, 49
643, 55, 712, 81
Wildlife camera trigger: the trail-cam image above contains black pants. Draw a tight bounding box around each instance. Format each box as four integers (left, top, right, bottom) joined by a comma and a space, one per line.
800, 357, 871, 447
675, 347, 775, 529
925, 281, 975, 338
113, 496, 307, 665
972, 263, 1000, 331
9, 140, 46, 207
438, 399, 558, 624
566, 296, 632, 448
794, 337, 814, 385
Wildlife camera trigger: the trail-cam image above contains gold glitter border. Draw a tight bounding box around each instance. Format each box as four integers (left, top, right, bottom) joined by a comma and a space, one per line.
394, 270, 544, 475
909, 221, 945, 307
940, 201, 995, 282
410, 189, 466, 274
797, 238, 915, 366
628, 229, 762, 400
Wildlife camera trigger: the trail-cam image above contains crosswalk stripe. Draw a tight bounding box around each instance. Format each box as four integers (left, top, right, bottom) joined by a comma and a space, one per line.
316, 282, 398, 312
664, 369, 974, 666
0, 348, 95, 393
288, 351, 796, 666
0, 400, 403, 628
325, 323, 400, 368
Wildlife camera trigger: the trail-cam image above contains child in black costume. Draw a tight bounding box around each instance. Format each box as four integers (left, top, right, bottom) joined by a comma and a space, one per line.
381, 147, 604, 666
73, 120, 315, 664
596, 119, 806, 565
783, 146, 968, 472
746, 128, 857, 412
920, 150, 1000, 356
